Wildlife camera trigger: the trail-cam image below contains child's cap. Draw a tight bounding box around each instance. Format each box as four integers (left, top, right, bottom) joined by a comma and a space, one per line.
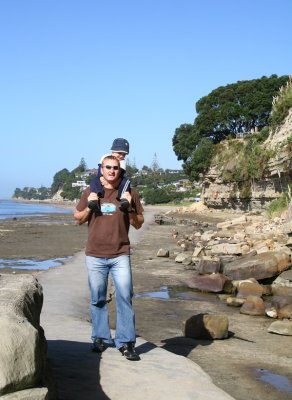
111, 138, 129, 154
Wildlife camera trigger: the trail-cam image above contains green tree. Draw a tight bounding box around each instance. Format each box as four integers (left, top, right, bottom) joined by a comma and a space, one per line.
60, 172, 82, 201
172, 74, 289, 181
51, 168, 70, 195
142, 187, 171, 204
172, 124, 200, 162
183, 138, 215, 181
194, 75, 288, 143
72, 158, 87, 174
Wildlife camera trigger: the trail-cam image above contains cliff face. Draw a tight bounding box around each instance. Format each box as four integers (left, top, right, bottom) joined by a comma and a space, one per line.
202, 110, 292, 211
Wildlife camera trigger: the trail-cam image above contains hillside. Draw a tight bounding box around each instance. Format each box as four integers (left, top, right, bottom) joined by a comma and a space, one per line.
202, 109, 292, 211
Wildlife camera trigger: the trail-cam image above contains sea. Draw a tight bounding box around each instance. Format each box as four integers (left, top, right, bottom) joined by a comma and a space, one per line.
0, 199, 72, 220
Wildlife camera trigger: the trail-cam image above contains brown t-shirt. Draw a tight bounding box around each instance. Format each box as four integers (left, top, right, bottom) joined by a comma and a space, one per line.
76, 187, 143, 258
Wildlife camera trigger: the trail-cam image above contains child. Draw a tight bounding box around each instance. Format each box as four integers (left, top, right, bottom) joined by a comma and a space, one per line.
88, 138, 131, 213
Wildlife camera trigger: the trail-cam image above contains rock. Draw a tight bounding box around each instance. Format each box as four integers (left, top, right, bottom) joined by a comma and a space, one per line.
210, 242, 249, 256
278, 269, 292, 281
0, 275, 47, 397
278, 304, 292, 319
197, 257, 221, 275
217, 215, 248, 229
182, 256, 193, 266
200, 231, 214, 241
183, 313, 229, 339
272, 274, 292, 296
0, 387, 48, 399
271, 295, 292, 310
183, 273, 231, 293
236, 281, 264, 299
192, 245, 204, 257
223, 251, 291, 281
156, 248, 169, 257
268, 320, 292, 336
232, 277, 258, 290
272, 286, 292, 296
240, 295, 266, 316
226, 297, 246, 307
175, 252, 192, 263
265, 307, 278, 318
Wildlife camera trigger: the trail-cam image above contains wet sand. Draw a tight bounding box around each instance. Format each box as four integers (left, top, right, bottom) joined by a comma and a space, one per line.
1, 206, 292, 399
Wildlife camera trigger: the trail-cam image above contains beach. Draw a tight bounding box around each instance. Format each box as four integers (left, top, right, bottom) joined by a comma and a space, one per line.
1, 206, 292, 399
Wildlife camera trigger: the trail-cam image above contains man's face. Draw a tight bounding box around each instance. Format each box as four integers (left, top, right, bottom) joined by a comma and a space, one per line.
112, 151, 126, 161
102, 159, 120, 184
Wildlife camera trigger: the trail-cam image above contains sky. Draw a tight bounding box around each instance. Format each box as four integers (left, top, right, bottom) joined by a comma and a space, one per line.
0, 0, 291, 198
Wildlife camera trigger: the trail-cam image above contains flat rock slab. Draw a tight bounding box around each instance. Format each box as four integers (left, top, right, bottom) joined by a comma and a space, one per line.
223, 251, 291, 280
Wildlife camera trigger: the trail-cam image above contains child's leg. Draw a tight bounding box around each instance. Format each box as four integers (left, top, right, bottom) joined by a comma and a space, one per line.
117, 177, 131, 200
90, 176, 105, 198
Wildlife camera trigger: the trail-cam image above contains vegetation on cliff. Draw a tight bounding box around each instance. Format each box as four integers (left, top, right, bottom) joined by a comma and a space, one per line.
173, 75, 289, 182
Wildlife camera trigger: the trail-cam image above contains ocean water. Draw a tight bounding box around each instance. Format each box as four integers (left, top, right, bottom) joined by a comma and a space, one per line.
0, 199, 72, 220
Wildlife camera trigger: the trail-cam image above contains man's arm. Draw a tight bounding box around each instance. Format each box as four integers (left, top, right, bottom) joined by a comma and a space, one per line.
74, 206, 92, 225
129, 212, 144, 230
122, 191, 144, 230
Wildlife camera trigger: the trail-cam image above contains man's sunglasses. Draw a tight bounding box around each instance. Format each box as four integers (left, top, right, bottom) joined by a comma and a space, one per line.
103, 165, 119, 170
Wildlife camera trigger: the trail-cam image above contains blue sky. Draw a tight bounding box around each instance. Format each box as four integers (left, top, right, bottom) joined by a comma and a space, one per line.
0, 0, 291, 198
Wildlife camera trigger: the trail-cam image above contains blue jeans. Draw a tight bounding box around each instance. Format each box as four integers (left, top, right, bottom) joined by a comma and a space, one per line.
86, 255, 136, 349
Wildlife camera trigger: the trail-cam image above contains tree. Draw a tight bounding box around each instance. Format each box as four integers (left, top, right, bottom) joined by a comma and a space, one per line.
172, 74, 289, 180
151, 153, 160, 172
72, 158, 87, 174
172, 124, 200, 162
142, 188, 171, 204
183, 138, 215, 181
194, 75, 289, 143
51, 168, 70, 195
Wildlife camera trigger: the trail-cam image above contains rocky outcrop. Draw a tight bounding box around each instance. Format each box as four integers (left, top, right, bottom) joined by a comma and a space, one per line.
0, 274, 48, 399
157, 211, 292, 334
202, 109, 292, 211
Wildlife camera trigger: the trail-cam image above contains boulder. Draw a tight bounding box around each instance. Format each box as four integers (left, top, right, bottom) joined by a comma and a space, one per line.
278, 304, 292, 319
183, 273, 231, 293
271, 295, 292, 310
0, 274, 47, 397
197, 257, 221, 275
210, 242, 249, 256
0, 388, 48, 399
216, 215, 248, 229
183, 313, 229, 339
236, 281, 264, 299
268, 320, 292, 336
226, 297, 246, 307
240, 295, 266, 316
272, 274, 292, 296
156, 248, 169, 257
175, 252, 192, 263
223, 251, 291, 281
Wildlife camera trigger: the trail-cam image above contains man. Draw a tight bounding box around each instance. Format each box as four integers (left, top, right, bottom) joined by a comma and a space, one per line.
74, 155, 144, 361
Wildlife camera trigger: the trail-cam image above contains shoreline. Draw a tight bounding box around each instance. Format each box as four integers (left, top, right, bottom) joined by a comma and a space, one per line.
1, 206, 291, 399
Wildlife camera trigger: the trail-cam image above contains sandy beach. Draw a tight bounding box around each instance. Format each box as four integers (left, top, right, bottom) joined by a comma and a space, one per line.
1, 205, 292, 399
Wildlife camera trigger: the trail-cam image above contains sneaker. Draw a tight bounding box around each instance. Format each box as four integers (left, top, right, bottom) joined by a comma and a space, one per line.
119, 343, 140, 361
92, 339, 105, 353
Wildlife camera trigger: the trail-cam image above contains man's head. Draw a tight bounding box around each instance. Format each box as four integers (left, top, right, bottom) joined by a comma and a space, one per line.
101, 155, 120, 185
110, 138, 129, 161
